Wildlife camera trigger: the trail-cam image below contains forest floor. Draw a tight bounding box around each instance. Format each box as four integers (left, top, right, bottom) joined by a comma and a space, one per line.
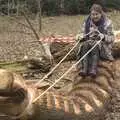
0, 11, 120, 120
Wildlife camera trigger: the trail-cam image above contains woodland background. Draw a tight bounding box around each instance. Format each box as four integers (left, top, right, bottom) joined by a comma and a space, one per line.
0, 0, 120, 16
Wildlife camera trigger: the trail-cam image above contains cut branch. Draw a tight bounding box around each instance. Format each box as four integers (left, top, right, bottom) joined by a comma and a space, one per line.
22, 11, 40, 41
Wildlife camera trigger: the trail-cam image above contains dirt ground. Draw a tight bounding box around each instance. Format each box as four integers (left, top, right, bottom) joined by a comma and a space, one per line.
0, 12, 120, 120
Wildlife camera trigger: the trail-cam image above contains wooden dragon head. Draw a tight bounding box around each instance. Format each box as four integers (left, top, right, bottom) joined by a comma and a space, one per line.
0, 69, 37, 119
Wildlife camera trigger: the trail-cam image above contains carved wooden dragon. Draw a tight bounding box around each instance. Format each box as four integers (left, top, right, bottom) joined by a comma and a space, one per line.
0, 59, 119, 120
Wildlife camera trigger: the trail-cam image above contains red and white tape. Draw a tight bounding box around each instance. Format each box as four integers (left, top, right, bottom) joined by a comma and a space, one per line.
39, 30, 120, 43
39, 35, 75, 43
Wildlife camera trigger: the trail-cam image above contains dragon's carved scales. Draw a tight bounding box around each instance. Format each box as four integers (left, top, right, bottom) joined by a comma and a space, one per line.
0, 59, 119, 120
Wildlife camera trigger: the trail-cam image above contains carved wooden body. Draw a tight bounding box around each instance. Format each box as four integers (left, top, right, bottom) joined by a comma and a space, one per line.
0, 58, 119, 120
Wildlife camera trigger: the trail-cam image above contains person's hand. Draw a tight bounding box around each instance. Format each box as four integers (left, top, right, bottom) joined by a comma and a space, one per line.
75, 34, 82, 41
99, 33, 105, 40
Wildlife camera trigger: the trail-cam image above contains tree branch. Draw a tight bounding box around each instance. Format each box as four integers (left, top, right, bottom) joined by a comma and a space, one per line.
21, 11, 42, 44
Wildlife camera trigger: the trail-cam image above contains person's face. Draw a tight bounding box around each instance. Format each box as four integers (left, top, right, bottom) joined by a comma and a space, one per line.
90, 10, 102, 22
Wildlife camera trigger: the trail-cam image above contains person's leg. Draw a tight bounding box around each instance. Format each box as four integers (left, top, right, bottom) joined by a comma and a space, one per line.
88, 45, 99, 77
79, 42, 90, 76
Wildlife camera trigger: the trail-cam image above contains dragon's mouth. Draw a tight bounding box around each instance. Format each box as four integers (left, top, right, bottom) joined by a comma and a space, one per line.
0, 69, 30, 117
0, 88, 28, 118
0, 87, 26, 104
0, 69, 28, 105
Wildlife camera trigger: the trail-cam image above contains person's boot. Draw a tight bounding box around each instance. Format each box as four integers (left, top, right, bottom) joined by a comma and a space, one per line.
89, 65, 97, 77
88, 54, 99, 77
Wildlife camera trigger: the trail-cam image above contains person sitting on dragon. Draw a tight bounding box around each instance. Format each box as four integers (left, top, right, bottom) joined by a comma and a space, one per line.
76, 4, 115, 77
